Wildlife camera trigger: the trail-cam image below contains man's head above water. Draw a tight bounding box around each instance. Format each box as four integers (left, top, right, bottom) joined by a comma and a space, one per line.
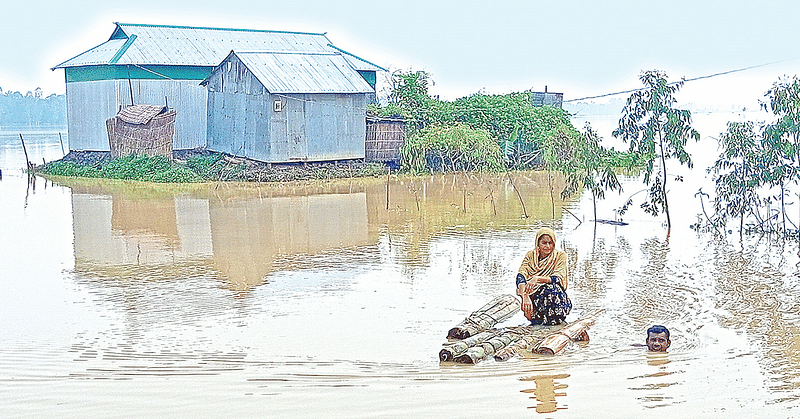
646, 325, 671, 352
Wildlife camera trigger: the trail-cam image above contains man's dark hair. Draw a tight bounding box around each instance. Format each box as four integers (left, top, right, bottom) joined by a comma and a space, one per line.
647, 325, 670, 340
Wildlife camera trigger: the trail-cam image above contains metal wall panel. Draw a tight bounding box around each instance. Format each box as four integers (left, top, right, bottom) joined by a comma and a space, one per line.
204, 58, 367, 163
66, 79, 207, 151
66, 80, 119, 150
270, 94, 289, 161
130, 80, 208, 149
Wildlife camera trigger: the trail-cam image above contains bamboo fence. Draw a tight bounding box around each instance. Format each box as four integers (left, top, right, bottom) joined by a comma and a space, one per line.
365, 115, 405, 163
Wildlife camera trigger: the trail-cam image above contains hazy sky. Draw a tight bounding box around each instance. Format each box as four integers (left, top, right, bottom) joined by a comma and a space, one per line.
3, 0, 799, 109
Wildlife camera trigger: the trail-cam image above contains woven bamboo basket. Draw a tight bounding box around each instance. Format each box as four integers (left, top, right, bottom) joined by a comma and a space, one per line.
106, 105, 176, 159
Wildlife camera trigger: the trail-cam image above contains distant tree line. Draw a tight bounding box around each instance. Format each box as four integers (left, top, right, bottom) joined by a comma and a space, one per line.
0, 86, 66, 127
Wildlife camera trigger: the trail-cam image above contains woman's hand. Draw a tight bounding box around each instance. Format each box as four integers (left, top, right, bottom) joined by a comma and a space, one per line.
523, 281, 541, 295
520, 296, 532, 315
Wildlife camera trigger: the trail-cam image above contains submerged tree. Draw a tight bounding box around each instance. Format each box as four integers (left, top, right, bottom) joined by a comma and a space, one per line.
760, 76, 800, 234
710, 121, 761, 235
560, 123, 622, 223
613, 70, 699, 230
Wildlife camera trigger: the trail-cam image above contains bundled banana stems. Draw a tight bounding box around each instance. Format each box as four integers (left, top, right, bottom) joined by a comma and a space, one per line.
532, 311, 601, 355
441, 302, 603, 364
446, 294, 519, 339
493, 325, 567, 362
440, 329, 522, 363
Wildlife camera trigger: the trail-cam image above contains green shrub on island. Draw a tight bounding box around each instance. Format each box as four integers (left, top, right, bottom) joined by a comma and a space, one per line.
185, 154, 248, 181
38, 152, 390, 183
375, 71, 582, 170
40, 154, 202, 183
401, 123, 504, 173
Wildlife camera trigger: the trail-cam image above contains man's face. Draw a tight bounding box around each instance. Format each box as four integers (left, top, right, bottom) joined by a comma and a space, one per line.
646, 332, 670, 352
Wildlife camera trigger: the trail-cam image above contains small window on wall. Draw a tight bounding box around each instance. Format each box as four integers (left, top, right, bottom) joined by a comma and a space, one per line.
274, 99, 282, 112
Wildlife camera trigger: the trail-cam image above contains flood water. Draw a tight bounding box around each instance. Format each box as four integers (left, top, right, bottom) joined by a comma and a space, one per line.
2, 119, 800, 418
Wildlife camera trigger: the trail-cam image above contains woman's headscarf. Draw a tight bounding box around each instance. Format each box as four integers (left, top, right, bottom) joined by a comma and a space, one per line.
518, 227, 568, 289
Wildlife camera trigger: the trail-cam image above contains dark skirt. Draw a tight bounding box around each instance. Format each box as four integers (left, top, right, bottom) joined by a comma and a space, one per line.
527, 283, 572, 326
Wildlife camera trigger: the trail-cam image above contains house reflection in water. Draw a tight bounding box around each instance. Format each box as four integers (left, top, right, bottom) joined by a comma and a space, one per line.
207, 192, 368, 288
70, 182, 369, 290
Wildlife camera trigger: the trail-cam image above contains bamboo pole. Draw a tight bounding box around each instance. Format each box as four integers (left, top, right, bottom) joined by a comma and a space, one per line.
493, 311, 603, 361
385, 169, 390, 210
19, 134, 32, 170
452, 330, 521, 364
506, 171, 528, 218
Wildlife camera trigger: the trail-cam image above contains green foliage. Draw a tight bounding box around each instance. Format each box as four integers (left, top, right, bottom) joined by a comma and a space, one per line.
401, 123, 504, 173
367, 103, 409, 119
38, 161, 102, 178
560, 123, 622, 204
40, 154, 202, 183
376, 70, 582, 171
704, 76, 800, 236
710, 121, 761, 232
613, 70, 699, 228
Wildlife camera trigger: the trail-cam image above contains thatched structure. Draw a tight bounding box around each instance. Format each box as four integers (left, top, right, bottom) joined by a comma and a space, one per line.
106, 105, 175, 158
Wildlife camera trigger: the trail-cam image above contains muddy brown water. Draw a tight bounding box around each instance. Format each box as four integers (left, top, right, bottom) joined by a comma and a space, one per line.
2, 124, 800, 417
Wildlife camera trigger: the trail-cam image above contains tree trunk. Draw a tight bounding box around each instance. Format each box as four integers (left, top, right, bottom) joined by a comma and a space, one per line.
781, 181, 786, 234
548, 171, 555, 219
658, 133, 671, 229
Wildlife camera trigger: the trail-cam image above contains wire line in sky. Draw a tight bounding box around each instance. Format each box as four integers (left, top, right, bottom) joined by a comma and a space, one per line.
564, 56, 800, 103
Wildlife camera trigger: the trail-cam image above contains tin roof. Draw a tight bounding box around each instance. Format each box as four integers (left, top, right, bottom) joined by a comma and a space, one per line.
206, 51, 374, 94
52, 23, 386, 72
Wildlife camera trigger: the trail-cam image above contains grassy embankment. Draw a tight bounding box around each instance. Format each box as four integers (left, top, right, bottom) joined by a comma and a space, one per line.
36, 153, 388, 183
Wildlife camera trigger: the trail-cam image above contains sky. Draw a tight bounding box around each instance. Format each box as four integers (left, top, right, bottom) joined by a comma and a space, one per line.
2, 0, 800, 110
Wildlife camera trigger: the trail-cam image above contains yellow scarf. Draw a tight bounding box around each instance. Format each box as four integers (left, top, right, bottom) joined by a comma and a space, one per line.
518, 227, 568, 290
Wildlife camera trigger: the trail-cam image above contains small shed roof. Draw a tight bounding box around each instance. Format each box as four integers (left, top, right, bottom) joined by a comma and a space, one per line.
204, 51, 374, 94
52, 23, 386, 72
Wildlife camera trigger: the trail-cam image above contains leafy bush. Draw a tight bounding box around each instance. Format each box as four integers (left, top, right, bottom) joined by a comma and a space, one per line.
39, 154, 202, 183
401, 123, 503, 173
376, 71, 582, 169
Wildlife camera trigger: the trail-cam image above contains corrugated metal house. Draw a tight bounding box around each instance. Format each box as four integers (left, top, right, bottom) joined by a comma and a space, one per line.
51, 23, 385, 152
201, 51, 373, 162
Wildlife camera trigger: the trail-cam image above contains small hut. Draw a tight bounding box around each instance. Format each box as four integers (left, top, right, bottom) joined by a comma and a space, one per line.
201, 51, 374, 163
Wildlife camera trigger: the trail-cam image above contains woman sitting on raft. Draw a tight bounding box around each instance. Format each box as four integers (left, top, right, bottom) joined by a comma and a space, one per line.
516, 227, 572, 325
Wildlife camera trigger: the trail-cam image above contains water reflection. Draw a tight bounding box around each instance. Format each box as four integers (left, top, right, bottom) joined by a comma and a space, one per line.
521, 373, 570, 413
61, 172, 569, 292
627, 353, 678, 409
68, 180, 371, 290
